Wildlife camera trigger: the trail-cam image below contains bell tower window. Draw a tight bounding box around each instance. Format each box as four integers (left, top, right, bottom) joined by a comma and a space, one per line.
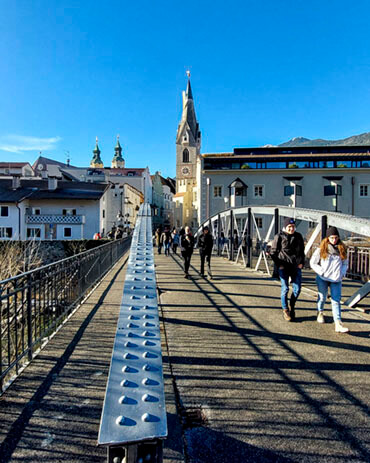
183, 148, 189, 163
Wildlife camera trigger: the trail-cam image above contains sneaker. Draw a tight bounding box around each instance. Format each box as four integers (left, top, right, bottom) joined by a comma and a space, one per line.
290, 309, 296, 322
283, 309, 291, 322
317, 312, 325, 324
335, 321, 349, 333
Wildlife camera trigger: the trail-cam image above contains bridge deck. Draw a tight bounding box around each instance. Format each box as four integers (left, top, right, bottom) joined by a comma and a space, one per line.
156, 251, 370, 463
0, 250, 369, 462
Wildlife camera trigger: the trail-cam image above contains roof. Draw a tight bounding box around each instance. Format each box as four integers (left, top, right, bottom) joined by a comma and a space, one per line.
0, 179, 108, 202
0, 162, 31, 168
204, 145, 370, 159
174, 192, 186, 198
32, 156, 75, 170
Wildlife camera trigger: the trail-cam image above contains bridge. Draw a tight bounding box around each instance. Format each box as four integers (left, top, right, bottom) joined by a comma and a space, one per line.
0, 205, 369, 463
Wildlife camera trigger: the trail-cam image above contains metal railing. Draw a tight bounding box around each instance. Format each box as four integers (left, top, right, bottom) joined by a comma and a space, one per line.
0, 238, 130, 393
98, 203, 167, 463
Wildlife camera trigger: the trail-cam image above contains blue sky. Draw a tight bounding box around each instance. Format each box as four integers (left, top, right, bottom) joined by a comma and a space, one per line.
1, 0, 370, 177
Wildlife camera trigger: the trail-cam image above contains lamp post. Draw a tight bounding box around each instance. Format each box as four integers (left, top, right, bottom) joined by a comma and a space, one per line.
224, 196, 229, 211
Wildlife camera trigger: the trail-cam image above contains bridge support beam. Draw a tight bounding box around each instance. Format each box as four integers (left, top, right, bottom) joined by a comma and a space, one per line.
229, 209, 234, 261
246, 208, 252, 268
108, 440, 163, 463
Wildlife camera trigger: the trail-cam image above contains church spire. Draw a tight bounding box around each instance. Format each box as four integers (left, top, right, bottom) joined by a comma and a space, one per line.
111, 135, 125, 168
176, 72, 201, 147
90, 137, 104, 168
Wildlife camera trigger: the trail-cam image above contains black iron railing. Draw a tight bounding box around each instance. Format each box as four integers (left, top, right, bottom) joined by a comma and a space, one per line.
0, 238, 130, 393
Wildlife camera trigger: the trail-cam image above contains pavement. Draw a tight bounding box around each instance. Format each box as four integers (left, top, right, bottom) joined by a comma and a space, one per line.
0, 249, 369, 463
156, 251, 370, 463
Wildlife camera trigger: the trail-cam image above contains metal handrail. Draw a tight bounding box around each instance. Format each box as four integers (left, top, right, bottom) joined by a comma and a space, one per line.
0, 238, 130, 393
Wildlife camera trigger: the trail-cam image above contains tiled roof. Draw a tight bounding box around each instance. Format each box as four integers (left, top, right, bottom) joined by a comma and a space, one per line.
0, 179, 107, 202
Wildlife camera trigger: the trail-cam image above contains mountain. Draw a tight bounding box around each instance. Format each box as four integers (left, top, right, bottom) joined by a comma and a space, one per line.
279, 132, 370, 147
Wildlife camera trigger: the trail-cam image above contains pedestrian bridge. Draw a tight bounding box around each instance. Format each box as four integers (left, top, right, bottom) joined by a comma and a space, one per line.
0, 205, 369, 463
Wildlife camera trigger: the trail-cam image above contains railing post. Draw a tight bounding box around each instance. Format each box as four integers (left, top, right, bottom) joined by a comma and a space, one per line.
217, 213, 221, 256
321, 215, 328, 240
27, 274, 33, 361
274, 208, 279, 235
273, 208, 279, 277
229, 209, 234, 261
246, 208, 252, 267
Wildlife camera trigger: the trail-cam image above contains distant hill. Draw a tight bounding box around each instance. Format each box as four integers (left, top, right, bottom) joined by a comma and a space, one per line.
279, 132, 370, 147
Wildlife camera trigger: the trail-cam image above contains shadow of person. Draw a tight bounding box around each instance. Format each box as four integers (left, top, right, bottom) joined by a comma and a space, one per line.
183, 426, 293, 463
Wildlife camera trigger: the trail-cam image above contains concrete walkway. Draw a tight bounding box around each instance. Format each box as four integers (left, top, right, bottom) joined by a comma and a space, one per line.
157, 251, 370, 463
0, 249, 369, 463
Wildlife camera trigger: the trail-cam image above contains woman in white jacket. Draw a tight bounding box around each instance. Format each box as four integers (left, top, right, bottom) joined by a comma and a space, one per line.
310, 226, 349, 333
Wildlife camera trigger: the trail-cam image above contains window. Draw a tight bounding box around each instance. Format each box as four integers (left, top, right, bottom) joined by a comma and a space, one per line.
32, 208, 41, 215
102, 210, 105, 218
62, 209, 77, 216
193, 191, 197, 201
213, 186, 222, 197
0, 227, 12, 238
308, 221, 316, 229
27, 228, 41, 238
0, 206, 9, 217
359, 184, 369, 197
63, 227, 72, 238
183, 149, 189, 163
255, 217, 263, 228
254, 185, 264, 198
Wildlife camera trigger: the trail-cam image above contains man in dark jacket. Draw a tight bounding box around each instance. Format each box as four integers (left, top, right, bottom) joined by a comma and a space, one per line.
181, 226, 195, 278
270, 217, 305, 321
197, 226, 214, 278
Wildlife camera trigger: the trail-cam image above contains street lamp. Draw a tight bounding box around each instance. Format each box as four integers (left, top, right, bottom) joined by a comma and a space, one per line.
224, 196, 229, 210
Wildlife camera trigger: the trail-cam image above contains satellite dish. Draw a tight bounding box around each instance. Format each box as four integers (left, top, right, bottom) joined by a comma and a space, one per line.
37, 164, 44, 171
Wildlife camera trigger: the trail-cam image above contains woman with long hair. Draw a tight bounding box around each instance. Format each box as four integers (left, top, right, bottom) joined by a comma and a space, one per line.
310, 226, 349, 333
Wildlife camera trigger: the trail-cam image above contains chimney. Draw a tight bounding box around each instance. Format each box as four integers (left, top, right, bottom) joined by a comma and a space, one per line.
12, 175, 21, 189
48, 177, 58, 190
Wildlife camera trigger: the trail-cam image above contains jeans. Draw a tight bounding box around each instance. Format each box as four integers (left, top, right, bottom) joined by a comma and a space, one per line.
182, 253, 192, 274
200, 252, 212, 276
278, 267, 302, 310
164, 242, 171, 256
316, 275, 342, 321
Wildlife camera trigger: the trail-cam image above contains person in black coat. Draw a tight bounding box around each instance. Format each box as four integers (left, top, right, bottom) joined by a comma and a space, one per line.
270, 217, 305, 322
180, 226, 195, 278
197, 226, 214, 278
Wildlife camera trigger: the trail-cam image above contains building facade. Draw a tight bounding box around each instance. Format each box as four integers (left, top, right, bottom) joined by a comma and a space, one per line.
175, 78, 370, 235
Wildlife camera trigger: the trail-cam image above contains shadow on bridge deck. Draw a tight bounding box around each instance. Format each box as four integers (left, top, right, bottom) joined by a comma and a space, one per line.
0, 252, 130, 463
0, 248, 368, 463
156, 250, 370, 463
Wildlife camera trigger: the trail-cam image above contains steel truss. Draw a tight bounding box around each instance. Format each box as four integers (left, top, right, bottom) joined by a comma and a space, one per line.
197, 205, 370, 306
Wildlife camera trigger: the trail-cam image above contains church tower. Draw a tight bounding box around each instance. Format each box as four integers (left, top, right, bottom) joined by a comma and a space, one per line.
90, 137, 104, 168
111, 135, 125, 168
175, 72, 201, 228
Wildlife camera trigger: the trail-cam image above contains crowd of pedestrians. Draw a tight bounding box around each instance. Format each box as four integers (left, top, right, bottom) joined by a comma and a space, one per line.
154, 218, 350, 334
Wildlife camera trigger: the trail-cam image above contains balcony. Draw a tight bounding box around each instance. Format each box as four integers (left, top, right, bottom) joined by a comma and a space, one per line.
26, 214, 85, 224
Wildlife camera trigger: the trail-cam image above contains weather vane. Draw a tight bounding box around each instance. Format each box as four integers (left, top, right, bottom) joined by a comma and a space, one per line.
186, 70, 191, 78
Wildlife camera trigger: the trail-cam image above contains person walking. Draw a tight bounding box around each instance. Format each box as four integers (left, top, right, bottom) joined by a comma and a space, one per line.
171, 228, 180, 254
270, 218, 305, 321
310, 226, 349, 333
154, 228, 163, 254
197, 226, 214, 278
161, 226, 172, 256
180, 226, 195, 278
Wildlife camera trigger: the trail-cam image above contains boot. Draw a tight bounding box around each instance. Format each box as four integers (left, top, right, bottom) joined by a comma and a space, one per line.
335, 320, 349, 333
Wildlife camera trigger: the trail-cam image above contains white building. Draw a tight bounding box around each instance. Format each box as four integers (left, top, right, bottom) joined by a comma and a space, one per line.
0, 178, 107, 240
